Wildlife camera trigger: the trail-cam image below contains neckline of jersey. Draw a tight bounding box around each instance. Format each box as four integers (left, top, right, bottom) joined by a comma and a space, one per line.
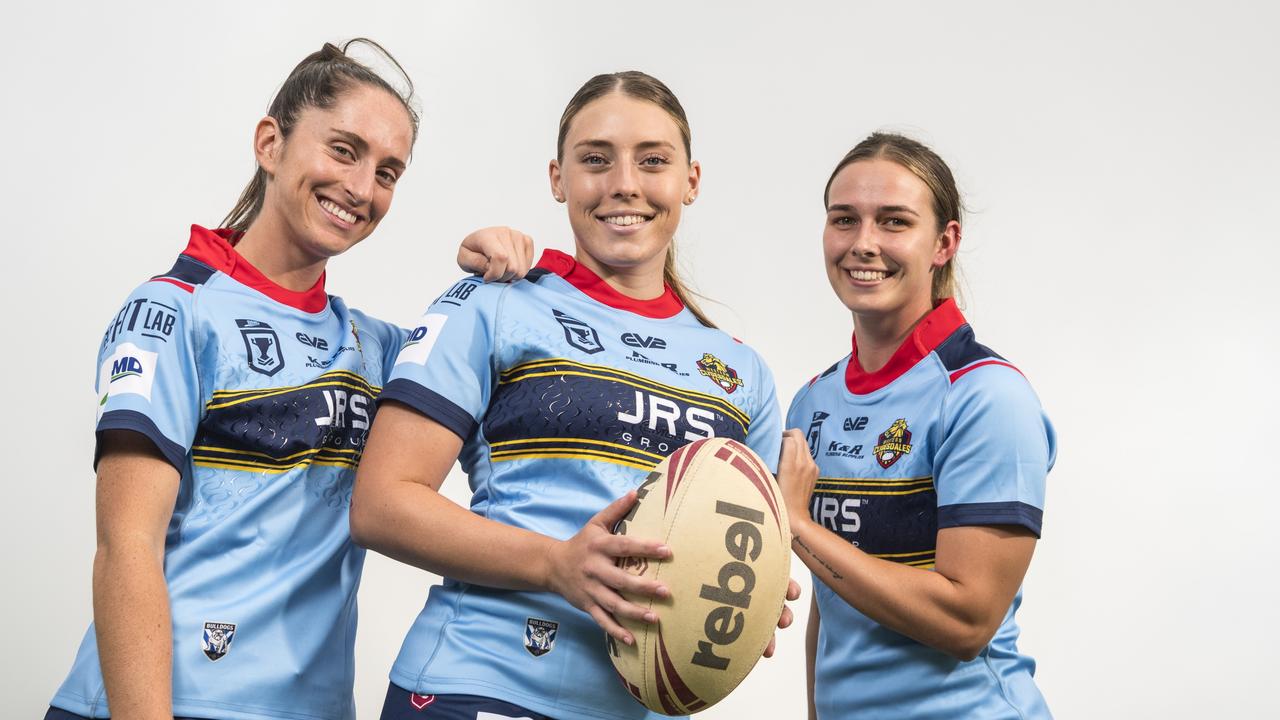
845, 298, 967, 395
533, 249, 685, 319
182, 225, 330, 313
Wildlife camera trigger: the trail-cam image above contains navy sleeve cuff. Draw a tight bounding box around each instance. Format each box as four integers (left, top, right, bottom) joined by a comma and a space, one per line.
379, 379, 479, 441
96, 410, 188, 473
937, 501, 1043, 537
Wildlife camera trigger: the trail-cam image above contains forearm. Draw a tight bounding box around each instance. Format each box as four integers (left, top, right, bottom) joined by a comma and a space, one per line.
805, 594, 820, 720
92, 540, 172, 720
352, 479, 556, 591
790, 519, 989, 659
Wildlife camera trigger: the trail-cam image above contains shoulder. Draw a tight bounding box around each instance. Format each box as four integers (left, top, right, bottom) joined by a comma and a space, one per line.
936, 331, 1044, 426
98, 255, 217, 352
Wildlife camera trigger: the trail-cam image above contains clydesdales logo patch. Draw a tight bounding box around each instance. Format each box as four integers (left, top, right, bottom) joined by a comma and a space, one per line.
237, 319, 285, 376
408, 693, 436, 711
201, 621, 237, 661
525, 617, 559, 657
873, 418, 913, 468
695, 352, 744, 393
553, 309, 604, 354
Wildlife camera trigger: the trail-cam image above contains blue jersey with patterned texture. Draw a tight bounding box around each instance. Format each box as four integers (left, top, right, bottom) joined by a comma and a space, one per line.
380, 250, 782, 720
787, 299, 1056, 720
50, 226, 405, 720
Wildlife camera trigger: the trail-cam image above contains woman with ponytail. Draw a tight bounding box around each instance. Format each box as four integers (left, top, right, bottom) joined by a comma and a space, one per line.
352, 72, 801, 720
46, 40, 528, 720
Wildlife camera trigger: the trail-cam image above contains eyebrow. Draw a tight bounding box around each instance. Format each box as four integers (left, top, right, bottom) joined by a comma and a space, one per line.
572, 138, 679, 153
826, 203, 921, 216
331, 128, 407, 170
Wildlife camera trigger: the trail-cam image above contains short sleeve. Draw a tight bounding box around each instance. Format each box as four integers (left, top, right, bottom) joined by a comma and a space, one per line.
934, 366, 1056, 537
379, 277, 500, 440
743, 352, 783, 474
94, 281, 202, 472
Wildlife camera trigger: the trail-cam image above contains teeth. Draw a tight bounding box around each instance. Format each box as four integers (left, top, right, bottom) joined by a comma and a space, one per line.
319, 199, 357, 224
850, 269, 890, 281
602, 215, 649, 227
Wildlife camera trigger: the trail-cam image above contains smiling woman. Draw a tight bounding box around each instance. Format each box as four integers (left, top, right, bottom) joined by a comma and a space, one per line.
42, 39, 525, 720
349, 71, 803, 720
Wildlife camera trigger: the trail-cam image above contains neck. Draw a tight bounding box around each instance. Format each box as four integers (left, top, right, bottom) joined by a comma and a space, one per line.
574, 251, 667, 301
852, 298, 935, 373
234, 213, 327, 292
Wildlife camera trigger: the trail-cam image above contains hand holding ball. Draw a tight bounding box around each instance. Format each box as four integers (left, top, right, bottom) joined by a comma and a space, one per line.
609, 438, 792, 715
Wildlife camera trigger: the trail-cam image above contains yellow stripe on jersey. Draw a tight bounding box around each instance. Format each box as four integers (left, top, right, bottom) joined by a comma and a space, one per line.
489, 437, 667, 462
815, 476, 935, 496
207, 370, 379, 410
489, 448, 656, 471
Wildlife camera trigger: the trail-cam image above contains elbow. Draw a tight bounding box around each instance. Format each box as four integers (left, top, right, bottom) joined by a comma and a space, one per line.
939, 623, 999, 662
348, 497, 381, 551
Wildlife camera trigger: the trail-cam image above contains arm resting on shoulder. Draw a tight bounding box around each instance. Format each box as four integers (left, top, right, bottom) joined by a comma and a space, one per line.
93, 430, 180, 720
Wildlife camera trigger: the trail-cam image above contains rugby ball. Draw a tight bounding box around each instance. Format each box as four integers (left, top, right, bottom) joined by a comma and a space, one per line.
609, 437, 791, 715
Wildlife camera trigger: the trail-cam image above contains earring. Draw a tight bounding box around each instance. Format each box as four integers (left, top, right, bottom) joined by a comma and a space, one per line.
684, 192, 696, 205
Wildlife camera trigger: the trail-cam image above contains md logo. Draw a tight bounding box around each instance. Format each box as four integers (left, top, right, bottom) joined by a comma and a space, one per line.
110, 356, 146, 382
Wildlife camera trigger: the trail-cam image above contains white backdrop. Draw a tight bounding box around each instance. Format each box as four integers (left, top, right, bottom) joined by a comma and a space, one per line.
5, 1, 1278, 717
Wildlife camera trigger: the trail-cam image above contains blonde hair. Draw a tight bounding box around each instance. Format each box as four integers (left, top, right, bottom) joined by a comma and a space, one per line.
557, 71, 716, 327
825, 132, 963, 302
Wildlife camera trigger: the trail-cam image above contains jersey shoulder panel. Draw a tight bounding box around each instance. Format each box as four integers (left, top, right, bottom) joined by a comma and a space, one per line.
382, 276, 509, 439
96, 264, 212, 471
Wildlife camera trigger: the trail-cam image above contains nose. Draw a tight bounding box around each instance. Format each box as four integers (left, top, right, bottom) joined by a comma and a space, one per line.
610, 159, 641, 199
848, 224, 878, 259
343, 162, 376, 207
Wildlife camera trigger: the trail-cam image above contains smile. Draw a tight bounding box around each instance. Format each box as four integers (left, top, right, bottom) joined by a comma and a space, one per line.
599, 214, 652, 226
849, 269, 892, 281
319, 197, 358, 224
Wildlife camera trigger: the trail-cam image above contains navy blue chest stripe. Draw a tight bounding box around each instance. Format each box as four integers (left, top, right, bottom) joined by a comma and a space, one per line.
934, 324, 1004, 372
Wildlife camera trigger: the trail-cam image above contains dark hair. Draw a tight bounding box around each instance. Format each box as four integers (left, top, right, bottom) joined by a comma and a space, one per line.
824, 132, 964, 302
557, 72, 715, 328
221, 38, 419, 233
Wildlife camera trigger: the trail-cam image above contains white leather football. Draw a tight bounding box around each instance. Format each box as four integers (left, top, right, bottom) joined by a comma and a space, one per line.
609, 437, 791, 715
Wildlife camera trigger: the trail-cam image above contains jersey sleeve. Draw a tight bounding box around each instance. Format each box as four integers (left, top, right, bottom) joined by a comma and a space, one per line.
378, 277, 499, 440
94, 281, 202, 472
743, 351, 783, 474
934, 366, 1056, 537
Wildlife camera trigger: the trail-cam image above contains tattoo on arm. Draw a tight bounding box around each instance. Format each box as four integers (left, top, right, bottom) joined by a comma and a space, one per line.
794, 536, 843, 580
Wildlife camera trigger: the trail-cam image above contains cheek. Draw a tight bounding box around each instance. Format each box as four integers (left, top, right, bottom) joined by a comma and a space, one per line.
822, 230, 846, 264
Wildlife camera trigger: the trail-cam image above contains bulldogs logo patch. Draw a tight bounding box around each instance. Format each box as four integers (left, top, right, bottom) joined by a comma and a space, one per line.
237, 319, 285, 376
201, 621, 237, 661
525, 617, 559, 657
696, 353, 744, 393
873, 418, 913, 469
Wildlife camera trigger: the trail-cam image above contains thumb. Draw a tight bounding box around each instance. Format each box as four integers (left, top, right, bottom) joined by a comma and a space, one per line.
593, 490, 639, 531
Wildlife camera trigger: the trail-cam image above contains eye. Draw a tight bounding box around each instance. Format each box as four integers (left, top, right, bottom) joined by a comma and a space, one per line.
640, 155, 669, 167
332, 143, 355, 160
830, 215, 857, 227
883, 217, 910, 228
581, 153, 608, 166
377, 168, 399, 185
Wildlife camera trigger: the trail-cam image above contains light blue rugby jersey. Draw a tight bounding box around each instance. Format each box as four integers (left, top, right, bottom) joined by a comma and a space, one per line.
380, 249, 782, 720
788, 299, 1056, 720
51, 226, 405, 720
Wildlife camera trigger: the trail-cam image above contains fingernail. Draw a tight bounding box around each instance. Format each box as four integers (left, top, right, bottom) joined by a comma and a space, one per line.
656, 586, 670, 598
644, 612, 657, 623
624, 635, 634, 645
657, 545, 671, 556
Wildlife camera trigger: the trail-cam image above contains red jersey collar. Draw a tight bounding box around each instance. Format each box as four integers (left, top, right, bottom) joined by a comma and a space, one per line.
533, 249, 684, 319
182, 225, 329, 313
845, 298, 966, 395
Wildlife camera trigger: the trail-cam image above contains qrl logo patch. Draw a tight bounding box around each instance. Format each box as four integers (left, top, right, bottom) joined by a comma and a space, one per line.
554, 309, 604, 354
201, 621, 236, 661
237, 319, 285, 376
695, 353, 744, 394
524, 617, 559, 657
806, 411, 830, 458
873, 418, 913, 468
